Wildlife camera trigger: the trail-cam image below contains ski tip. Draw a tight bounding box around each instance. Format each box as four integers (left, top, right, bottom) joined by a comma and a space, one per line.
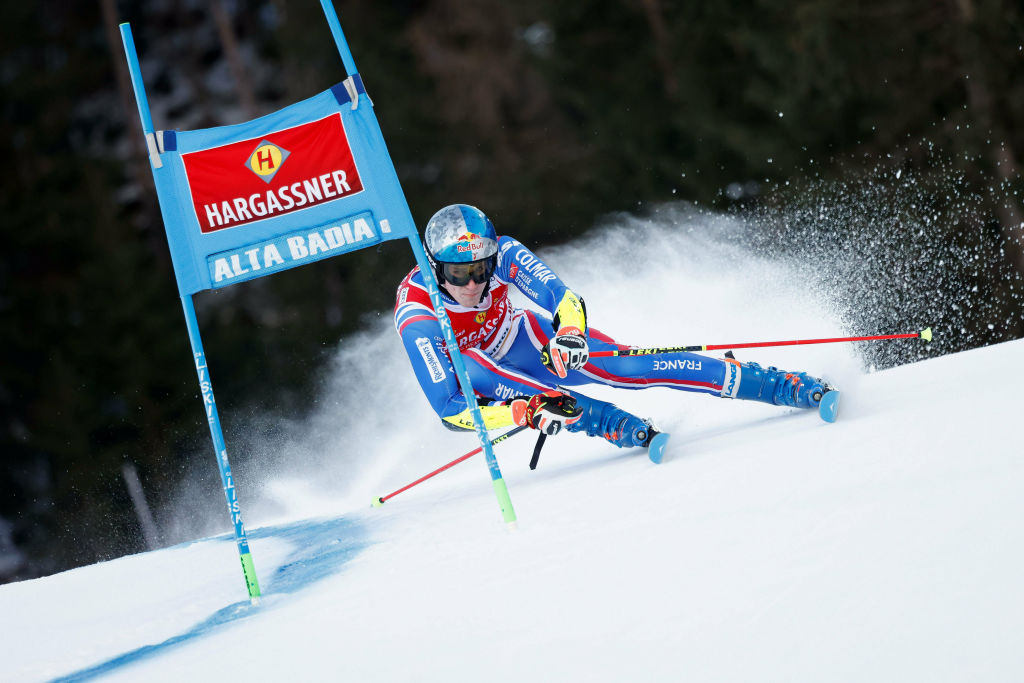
920, 327, 933, 342
647, 432, 671, 464
819, 390, 841, 423
371, 496, 385, 508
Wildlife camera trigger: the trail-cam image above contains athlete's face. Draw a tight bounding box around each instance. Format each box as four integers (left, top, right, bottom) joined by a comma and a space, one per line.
444, 278, 486, 307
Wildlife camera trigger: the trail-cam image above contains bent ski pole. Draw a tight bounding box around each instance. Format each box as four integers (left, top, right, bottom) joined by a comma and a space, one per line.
590, 328, 933, 357
373, 425, 530, 507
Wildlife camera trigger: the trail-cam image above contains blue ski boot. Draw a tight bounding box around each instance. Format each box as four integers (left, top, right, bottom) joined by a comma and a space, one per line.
722, 359, 832, 409
566, 392, 655, 448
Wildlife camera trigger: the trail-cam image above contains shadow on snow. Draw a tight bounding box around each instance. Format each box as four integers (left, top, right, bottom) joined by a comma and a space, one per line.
52, 515, 369, 682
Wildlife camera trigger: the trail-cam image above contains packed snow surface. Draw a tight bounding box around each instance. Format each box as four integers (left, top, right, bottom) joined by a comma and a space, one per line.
2, 219, 1021, 682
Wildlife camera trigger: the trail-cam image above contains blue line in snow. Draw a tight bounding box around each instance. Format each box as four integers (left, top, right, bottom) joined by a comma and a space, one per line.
51, 515, 370, 682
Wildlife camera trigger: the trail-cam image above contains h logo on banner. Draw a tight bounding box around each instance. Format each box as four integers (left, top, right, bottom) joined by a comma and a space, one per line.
246, 141, 290, 183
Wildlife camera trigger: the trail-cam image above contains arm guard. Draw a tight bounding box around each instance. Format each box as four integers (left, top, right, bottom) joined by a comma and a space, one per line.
552, 290, 587, 334
441, 403, 518, 431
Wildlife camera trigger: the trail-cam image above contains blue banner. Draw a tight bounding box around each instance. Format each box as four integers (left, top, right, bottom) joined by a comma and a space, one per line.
148, 81, 413, 295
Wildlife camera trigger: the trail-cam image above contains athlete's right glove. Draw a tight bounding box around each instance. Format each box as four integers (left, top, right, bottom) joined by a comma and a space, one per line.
541, 327, 590, 379
509, 390, 582, 435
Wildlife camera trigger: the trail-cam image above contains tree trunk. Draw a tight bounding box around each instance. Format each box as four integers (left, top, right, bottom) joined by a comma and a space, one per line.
637, 0, 679, 100
953, 0, 1024, 273
211, 0, 259, 119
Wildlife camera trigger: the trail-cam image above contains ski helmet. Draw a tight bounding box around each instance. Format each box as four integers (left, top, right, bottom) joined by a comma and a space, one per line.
424, 204, 498, 286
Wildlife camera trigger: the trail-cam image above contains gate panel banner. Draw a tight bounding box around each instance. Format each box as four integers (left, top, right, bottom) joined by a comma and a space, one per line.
183, 113, 364, 233
149, 83, 414, 295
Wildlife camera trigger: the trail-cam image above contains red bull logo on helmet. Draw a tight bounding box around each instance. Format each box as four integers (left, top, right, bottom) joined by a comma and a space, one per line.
456, 232, 486, 254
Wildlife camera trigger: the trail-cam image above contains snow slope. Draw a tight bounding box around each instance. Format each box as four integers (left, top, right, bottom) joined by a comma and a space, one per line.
3, 217, 1022, 682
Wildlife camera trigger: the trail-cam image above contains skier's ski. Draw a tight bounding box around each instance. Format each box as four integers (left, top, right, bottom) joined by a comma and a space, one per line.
647, 431, 671, 464
819, 390, 841, 423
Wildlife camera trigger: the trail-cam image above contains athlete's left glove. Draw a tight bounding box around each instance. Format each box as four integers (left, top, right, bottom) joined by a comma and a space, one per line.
541, 327, 589, 379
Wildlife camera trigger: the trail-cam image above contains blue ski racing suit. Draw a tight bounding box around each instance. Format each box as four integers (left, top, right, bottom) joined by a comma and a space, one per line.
395, 236, 829, 450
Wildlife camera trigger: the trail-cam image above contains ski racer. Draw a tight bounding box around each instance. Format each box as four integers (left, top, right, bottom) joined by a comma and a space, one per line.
394, 204, 834, 452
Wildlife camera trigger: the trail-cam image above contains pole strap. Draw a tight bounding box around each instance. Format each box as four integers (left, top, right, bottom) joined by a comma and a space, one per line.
529, 433, 547, 470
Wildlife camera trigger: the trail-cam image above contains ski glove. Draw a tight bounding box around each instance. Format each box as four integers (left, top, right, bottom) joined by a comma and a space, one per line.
510, 390, 582, 435
541, 327, 590, 379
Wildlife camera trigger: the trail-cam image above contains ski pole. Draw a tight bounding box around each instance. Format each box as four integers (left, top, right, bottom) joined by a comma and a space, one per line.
590, 328, 933, 357
373, 425, 530, 507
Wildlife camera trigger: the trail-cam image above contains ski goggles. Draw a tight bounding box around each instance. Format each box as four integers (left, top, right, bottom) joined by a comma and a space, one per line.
439, 257, 495, 286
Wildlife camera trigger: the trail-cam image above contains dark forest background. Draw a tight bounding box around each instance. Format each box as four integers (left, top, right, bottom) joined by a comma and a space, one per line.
2, 0, 1022, 581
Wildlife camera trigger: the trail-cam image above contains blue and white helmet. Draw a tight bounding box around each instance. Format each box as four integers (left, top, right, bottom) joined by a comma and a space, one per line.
424, 204, 498, 265
424, 204, 499, 286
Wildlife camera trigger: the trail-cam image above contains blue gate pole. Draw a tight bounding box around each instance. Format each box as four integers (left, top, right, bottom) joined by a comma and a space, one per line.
181, 296, 262, 603
318, 0, 518, 528
319, 0, 359, 78
120, 22, 262, 601
406, 237, 518, 527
